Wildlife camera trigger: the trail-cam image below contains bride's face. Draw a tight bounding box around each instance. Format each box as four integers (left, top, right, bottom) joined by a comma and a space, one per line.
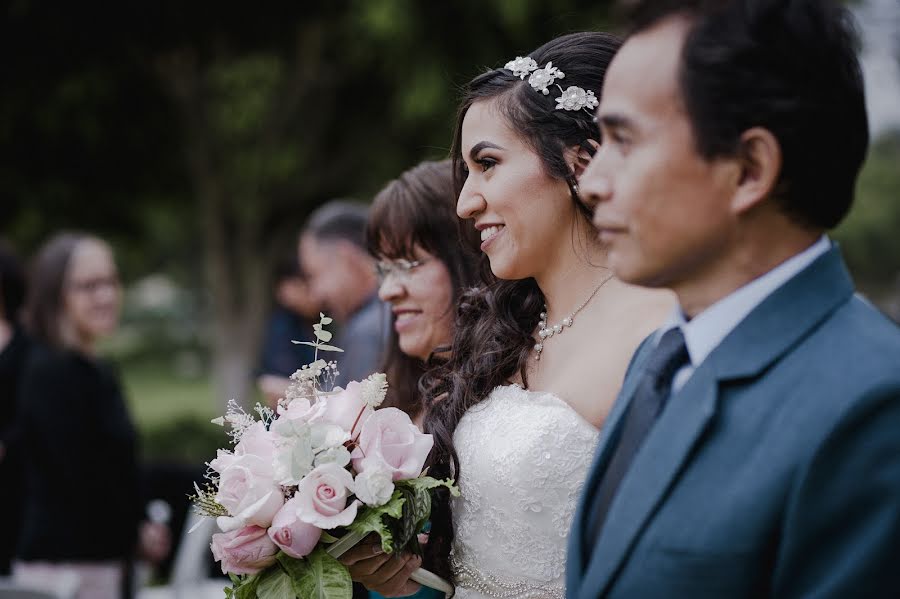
457, 99, 579, 281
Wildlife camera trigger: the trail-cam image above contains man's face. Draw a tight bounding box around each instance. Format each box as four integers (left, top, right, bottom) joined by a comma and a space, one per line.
299, 234, 361, 320
580, 16, 739, 290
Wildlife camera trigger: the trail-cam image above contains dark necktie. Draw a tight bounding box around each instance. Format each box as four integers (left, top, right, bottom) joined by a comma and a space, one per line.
585, 327, 690, 554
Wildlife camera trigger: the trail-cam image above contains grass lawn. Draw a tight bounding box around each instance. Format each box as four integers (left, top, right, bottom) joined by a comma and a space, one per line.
120, 359, 217, 433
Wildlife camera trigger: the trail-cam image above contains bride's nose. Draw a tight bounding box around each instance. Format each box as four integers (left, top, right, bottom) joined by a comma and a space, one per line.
457, 176, 486, 220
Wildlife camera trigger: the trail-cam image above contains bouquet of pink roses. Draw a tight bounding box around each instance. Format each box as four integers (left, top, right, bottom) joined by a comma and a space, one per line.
192, 314, 457, 598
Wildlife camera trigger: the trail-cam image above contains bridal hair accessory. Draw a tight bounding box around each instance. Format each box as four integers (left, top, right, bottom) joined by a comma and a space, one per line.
534, 272, 615, 360
503, 56, 599, 113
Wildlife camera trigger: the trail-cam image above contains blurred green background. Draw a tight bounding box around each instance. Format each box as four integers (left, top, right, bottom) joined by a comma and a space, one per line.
2, 0, 898, 466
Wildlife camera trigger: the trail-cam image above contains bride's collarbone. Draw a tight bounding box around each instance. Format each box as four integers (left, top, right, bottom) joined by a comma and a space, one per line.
525, 346, 614, 428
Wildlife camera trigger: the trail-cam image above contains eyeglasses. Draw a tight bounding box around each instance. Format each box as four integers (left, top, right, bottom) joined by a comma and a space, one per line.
375, 258, 427, 283
67, 275, 121, 295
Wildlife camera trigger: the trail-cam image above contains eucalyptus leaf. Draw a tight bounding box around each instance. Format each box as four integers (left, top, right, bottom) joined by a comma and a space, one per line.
314, 329, 333, 342
313, 344, 344, 352
291, 548, 353, 599
321, 316, 333, 325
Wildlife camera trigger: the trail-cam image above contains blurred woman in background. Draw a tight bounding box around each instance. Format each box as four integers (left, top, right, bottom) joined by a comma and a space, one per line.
0, 238, 29, 576
14, 232, 167, 599
339, 160, 480, 597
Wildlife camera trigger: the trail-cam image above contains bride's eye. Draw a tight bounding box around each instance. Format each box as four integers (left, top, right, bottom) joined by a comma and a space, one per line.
476, 157, 497, 173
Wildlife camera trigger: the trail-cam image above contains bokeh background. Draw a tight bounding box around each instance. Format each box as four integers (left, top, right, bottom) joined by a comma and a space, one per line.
2, 0, 899, 466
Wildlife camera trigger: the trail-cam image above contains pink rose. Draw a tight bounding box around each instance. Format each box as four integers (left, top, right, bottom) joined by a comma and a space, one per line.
209, 421, 277, 474
351, 407, 433, 481
267, 496, 322, 558
320, 381, 372, 434
295, 462, 359, 529
211, 525, 278, 575
214, 454, 284, 531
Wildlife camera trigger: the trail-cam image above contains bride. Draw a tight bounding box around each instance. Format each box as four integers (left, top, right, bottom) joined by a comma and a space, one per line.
348, 32, 671, 597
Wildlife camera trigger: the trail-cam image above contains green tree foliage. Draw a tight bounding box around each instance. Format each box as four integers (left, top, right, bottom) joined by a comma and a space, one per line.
1, 0, 621, 402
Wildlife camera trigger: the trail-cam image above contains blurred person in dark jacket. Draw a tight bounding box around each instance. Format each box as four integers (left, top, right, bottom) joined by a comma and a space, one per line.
256, 249, 320, 406
14, 232, 169, 599
0, 238, 29, 576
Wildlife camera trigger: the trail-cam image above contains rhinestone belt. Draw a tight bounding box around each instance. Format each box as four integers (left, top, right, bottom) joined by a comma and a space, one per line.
450, 555, 564, 599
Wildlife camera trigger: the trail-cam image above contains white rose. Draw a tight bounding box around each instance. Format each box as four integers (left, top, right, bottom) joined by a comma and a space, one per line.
354, 467, 395, 507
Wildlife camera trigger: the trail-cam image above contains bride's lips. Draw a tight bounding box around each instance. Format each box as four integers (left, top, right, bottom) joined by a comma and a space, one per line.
476, 223, 505, 252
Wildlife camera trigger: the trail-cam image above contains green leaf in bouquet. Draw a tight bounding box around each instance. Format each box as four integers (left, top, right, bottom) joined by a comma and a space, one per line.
230, 573, 260, 599
290, 548, 353, 599
257, 566, 295, 599
346, 489, 406, 553
393, 477, 462, 556
320, 531, 340, 544
314, 329, 333, 342
320, 316, 333, 325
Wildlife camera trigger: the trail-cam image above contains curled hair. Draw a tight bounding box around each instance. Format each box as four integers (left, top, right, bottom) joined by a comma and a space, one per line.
421, 31, 622, 579
366, 160, 481, 421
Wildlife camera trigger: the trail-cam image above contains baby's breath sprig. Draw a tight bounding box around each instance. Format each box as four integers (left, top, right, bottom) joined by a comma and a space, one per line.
211, 399, 257, 445
189, 481, 228, 518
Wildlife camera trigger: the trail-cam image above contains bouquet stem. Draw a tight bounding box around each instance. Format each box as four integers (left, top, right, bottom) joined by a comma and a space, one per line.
327, 531, 454, 597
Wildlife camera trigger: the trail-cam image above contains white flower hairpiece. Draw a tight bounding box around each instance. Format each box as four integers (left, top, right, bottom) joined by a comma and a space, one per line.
504, 56, 538, 79
556, 86, 599, 112
503, 56, 598, 114
528, 61, 565, 95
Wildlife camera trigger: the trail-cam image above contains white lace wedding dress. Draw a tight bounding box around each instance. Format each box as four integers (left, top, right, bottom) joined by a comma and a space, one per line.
449, 384, 599, 598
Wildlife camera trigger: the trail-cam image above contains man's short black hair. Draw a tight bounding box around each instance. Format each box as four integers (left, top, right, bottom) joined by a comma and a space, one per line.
626, 0, 869, 229
303, 199, 370, 251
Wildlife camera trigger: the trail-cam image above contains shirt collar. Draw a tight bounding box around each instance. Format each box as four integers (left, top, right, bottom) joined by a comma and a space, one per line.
660, 235, 831, 368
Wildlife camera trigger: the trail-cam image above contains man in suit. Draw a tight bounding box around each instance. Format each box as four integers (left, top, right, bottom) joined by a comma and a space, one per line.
569, 1, 900, 597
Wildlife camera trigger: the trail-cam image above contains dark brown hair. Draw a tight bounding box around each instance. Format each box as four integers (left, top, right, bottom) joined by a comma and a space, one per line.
24, 232, 94, 348
366, 160, 481, 421
626, 0, 868, 229
420, 31, 622, 578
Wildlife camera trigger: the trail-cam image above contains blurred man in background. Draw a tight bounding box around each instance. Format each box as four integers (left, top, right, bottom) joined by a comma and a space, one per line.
300, 200, 388, 388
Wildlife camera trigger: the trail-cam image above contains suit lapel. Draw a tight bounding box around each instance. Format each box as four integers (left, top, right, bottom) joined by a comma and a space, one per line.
581, 363, 719, 596
575, 245, 855, 597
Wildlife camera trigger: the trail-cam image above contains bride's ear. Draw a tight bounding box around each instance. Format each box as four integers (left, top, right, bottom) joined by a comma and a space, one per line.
566, 139, 600, 179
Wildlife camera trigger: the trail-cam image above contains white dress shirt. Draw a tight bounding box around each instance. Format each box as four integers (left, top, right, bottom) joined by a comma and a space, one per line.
658, 236, 832, 393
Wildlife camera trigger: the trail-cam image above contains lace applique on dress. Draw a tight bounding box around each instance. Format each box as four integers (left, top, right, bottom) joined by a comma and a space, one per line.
450, 385, 598, 598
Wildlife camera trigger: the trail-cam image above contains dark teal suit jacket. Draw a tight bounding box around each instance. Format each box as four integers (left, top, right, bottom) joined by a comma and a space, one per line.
567, 246, 900, 598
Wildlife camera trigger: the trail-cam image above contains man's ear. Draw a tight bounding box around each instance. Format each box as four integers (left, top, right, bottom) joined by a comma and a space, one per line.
566, 139, 601, 179
731, 127, 782, 215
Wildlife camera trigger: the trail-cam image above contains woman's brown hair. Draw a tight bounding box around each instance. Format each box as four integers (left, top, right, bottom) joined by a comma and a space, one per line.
366, 159, 481, 421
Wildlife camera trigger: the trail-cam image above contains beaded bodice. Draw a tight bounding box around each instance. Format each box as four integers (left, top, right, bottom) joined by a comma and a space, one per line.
450, 385, 598, 598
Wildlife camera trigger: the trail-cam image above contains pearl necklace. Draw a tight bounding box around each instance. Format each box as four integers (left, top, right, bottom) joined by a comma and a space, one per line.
534, 273, 614, 360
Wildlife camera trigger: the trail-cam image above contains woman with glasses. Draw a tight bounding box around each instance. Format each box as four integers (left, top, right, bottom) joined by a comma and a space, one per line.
338, 160, 480, 597
13, 232, 168, 598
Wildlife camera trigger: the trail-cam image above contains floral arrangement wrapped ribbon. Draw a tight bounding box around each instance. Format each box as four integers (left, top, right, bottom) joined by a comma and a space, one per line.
193, 313, 457, 598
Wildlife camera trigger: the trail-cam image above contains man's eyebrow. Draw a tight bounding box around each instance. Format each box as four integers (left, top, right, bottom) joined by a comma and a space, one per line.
597, 113, 635, 131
